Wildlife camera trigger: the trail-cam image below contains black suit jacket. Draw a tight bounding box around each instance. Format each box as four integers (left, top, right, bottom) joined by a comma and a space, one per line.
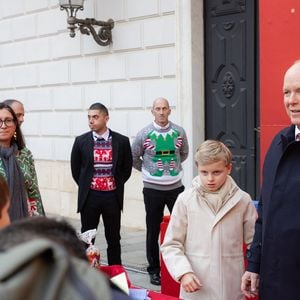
71, 129, 132, 212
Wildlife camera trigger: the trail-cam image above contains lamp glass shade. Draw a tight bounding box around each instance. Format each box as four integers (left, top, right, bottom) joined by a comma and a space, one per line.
59, 0, 84, 9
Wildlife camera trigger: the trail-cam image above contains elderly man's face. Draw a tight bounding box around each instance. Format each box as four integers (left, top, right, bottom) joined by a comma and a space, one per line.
10, 102, 25, 126
283, 63, 300, 127
151, 99, 171, 127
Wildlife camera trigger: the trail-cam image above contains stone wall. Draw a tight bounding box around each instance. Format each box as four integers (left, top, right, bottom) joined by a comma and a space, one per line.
0, 0, 181, 228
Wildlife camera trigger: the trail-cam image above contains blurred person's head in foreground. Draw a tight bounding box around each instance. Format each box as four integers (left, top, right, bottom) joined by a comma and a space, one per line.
0, 216, 86, 259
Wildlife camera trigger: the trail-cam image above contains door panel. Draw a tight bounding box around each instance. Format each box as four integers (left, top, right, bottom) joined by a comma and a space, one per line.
204, 0, 258, 198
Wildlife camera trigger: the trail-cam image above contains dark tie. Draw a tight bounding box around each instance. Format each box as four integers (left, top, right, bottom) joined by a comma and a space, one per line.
97, 137, 105, 142
296, 133, 300, 141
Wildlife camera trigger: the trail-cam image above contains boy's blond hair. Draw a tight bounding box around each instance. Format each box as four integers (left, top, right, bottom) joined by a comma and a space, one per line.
194, 140, 232, 166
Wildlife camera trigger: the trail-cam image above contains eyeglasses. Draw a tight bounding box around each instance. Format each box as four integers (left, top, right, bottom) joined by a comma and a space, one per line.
0, 118, 15, 128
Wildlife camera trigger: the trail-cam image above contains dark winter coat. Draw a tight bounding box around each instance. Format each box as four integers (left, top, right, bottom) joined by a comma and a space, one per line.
247, 124, 300, 300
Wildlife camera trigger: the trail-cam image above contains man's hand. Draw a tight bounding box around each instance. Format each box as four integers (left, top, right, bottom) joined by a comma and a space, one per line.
180, 272, 203, 293
241, 271, 259, 298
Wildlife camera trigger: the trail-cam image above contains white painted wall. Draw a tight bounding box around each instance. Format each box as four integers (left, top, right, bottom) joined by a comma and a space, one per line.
0, 0, 204, 229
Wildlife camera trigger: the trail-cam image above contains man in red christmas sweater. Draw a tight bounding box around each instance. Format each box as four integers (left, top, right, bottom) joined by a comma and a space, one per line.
71, 102, 132, 265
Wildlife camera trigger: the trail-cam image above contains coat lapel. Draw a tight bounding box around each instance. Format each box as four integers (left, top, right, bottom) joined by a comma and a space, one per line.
110, 130, 118, 172
264, 125, 295, 194
85, 132, 94, 164
212, 191, 242, 228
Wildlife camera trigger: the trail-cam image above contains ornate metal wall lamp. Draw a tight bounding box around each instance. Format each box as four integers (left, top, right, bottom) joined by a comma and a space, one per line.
59, 0, 114, 46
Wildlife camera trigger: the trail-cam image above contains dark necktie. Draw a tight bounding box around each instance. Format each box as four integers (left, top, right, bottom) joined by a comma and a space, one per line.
97, 137, 105, 142
296, 133, 300, 141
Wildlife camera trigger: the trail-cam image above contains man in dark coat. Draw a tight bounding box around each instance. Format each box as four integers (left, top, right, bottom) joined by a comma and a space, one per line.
241, 61, 300, 299
71, 102, 132, 265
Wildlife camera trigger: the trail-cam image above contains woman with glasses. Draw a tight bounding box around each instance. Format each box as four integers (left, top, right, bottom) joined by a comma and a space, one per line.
0, 103, 45, 221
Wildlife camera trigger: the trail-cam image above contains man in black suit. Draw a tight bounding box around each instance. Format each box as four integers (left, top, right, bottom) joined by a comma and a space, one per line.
71, 102, 132, 265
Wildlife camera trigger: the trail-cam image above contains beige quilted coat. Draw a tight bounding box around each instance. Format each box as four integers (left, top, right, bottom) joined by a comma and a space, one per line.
161, 176, 257, 300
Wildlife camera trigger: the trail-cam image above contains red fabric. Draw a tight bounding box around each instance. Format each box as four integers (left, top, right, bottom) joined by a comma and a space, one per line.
28, 198, 37, 216
148, 290, 180, 300
98, 265, 131, 287
160, 215, 180, 298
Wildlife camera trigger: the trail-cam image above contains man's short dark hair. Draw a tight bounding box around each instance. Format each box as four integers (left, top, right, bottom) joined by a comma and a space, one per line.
89, 103, 109, 116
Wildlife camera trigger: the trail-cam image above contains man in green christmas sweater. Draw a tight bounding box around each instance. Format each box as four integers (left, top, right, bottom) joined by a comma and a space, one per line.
132, 98, 189, 285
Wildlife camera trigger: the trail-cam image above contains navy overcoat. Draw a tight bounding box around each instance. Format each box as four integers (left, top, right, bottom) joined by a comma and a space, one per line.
247, 124, 300, 299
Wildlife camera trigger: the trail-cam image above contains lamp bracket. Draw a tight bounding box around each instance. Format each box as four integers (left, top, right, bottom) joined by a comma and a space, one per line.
60, 6, 114, 46
76, 18, 114, 46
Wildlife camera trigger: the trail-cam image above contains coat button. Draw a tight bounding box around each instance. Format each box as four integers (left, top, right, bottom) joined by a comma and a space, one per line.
246, 250, 251, 258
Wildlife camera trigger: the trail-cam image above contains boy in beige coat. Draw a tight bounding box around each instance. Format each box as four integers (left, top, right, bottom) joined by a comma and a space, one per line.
161, 140, 257, 300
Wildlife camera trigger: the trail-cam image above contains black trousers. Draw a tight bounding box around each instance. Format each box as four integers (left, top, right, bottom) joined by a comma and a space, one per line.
143, 186, 184, 274
80, 189, 121, 265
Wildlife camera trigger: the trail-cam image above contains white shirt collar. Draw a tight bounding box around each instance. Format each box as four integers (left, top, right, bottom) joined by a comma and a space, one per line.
153, 121, 170, 130
295, 126, 300, 140
93, 129, 110, 141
